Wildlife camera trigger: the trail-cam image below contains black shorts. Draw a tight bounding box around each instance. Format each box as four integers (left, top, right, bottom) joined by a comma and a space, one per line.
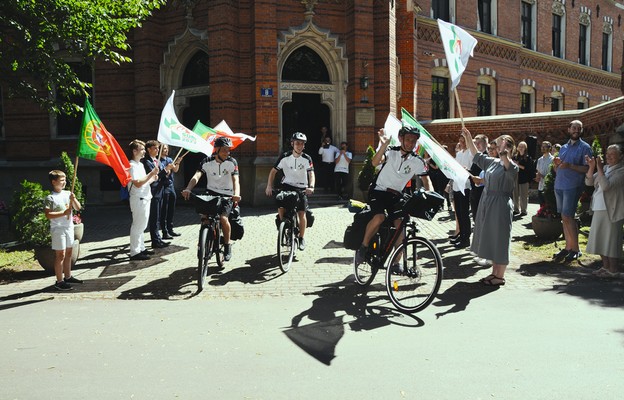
368, 189, 401, 216
205, 189, 234, 216
280, 184, 308, 211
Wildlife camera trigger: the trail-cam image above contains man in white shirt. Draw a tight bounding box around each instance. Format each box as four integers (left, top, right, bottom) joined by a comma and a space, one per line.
318, 136, 338, 193
535, 141, 554, 205
334, 141, 352, 200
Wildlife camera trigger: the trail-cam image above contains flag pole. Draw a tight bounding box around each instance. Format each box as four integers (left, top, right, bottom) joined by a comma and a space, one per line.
453, 89, 465, 129
69, 156, 80, 219
172, 147, 184, 164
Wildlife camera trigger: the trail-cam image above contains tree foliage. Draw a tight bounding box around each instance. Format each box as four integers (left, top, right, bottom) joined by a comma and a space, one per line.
0, 0, 166, 115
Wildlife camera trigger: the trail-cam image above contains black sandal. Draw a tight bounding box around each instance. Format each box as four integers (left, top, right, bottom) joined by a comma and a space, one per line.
482, 276, 506, 286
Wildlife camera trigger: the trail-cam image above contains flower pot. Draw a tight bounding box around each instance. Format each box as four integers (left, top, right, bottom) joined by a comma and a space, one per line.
34, 240, 80, 273
74, 223, 84, 241
531, 215, 563, 240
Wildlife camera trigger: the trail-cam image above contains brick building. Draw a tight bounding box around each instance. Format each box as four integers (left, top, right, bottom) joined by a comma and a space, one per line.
0, 0, 622, 205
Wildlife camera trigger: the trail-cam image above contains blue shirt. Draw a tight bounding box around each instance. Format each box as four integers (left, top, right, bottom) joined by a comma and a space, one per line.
554, 138, 592, 190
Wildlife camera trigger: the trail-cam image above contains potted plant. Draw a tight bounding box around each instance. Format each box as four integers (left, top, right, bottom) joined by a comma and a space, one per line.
10, 180, 79, 272
531, 164, 563, 240
357, 145, 377, 200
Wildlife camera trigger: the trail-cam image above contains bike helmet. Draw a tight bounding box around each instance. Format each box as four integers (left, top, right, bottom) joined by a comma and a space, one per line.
214, 137, 232, 148
291, 132, 307, 142
398, 126, 421, 139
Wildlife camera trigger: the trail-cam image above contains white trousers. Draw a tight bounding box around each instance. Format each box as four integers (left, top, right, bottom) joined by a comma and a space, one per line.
129, 196, 150, 256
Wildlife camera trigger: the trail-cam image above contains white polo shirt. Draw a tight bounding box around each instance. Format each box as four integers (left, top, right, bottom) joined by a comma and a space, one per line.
373, 147, 427, 192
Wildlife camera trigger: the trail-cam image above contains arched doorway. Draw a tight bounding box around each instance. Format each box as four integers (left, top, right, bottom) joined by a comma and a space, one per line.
277, 21, 348, 157
281, 47, 331, 161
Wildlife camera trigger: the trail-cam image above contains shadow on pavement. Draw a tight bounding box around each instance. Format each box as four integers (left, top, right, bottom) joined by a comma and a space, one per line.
284, 278, 423, 365
0, 277, 135, 301
518, 261, 624, 308
0, 297, 53, 312
208, 255, 283, 287
117, 268, 195, 300
433, 281, 500, 319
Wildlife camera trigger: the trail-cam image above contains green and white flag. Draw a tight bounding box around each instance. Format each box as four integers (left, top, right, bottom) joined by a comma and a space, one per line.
437, 19, 478, 91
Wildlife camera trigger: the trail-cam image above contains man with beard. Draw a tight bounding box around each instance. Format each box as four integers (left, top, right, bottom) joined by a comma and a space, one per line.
552, 120, 593, 263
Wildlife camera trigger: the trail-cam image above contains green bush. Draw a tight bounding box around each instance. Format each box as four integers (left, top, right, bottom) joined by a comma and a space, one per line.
10, 180, 51, 246
357, 145, 377, 192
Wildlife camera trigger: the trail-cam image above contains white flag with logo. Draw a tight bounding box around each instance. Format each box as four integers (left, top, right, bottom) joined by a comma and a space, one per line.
437, 19, 478, 91
157, 90, 214, 156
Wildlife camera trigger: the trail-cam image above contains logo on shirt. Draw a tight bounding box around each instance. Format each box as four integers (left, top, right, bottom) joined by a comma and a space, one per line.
402, 165, 412, 174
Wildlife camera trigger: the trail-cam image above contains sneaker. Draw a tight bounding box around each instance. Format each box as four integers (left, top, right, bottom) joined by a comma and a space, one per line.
298, 237, 306, 251
169, 231, 181, 237
454, 239, 470, 249
354, 246, 367, 266
141, 249, 156, 256
552, 249, 569, 261
564, 251, 581, 263
54, 281, 73, 291
224, 244, 232, 261
390, 262, 404, 274
64, 276, 83, 284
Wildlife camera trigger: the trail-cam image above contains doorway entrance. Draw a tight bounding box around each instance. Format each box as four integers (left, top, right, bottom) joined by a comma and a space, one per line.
281, 93, 330, 163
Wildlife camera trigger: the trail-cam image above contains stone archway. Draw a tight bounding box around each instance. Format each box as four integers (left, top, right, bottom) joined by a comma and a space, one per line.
278, 20, 348, 150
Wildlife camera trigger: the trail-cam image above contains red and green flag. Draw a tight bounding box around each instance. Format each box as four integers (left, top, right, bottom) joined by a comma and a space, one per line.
77, 100, 132, 187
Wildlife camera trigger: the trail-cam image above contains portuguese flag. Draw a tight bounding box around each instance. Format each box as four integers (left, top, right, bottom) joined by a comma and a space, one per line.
77, 100, 132, 187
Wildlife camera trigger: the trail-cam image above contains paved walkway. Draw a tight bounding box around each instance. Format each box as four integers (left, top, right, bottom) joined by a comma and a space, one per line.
1, 199, 611, 302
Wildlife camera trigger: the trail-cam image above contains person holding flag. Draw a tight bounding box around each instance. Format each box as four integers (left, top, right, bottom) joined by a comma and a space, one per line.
127, 139, 160, 261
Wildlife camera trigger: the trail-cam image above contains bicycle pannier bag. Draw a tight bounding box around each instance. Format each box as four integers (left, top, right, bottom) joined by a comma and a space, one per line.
194, 194, 222, 215
275, 191, 298, 210
404, 190, 445, 221
228, 203, 244, 241
343, 205, 374, 250
306, 209, 315, 227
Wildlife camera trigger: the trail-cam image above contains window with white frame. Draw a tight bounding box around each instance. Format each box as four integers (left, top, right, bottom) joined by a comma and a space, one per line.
578, 10, 591, 66
521, 0, 536, 50
520, 85, 535, 113
432, 0, 456, 22
552, 1, 566, 59
477, 74, 496, 116
601, 20, 613, 72
478, 0, 497, 35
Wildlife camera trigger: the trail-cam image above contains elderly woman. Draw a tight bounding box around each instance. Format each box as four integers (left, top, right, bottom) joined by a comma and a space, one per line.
461, 128, 519, 286
585, 144, 624, 278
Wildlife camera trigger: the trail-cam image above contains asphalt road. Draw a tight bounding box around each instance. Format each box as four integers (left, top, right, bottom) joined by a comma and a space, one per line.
1, 202, 623, 399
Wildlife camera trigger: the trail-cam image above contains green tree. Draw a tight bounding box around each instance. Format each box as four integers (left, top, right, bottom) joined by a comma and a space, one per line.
358, 145, 377, 192
0, 0, 166, 115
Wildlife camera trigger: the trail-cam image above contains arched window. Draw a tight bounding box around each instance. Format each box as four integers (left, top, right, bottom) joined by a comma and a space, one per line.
182, 51, 210, 87
477, 74, 497, 116
282, 46, 330, 83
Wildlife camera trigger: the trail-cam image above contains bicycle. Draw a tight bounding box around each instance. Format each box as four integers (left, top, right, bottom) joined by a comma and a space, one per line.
191, 193, 226, 291
274, 189, 304, 273
353, 191, 444, 313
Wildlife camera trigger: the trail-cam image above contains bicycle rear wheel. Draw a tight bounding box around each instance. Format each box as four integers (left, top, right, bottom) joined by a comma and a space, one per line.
277, 220, 294, 272
385, 237, 443, 313
197, 226, 209, 292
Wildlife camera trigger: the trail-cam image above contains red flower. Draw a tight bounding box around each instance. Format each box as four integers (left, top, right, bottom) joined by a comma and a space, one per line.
72, 213, 82, 224
535, 204, 559, 219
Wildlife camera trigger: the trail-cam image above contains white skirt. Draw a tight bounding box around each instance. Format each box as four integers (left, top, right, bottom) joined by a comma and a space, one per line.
586, 210, 624, 259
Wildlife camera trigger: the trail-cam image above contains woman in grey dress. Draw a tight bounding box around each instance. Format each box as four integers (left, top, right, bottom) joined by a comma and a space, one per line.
461, 128, 519, 286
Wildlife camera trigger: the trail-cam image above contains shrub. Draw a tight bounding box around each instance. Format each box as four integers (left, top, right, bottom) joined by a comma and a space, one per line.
10, 180, 51, 246
59, 151, 85, 219
357, 145, 377, 192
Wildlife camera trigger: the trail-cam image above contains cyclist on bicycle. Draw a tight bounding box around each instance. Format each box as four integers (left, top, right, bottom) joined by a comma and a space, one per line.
265, 132, 315, 251
354, 126, 431, 269
182, 137, 241, 261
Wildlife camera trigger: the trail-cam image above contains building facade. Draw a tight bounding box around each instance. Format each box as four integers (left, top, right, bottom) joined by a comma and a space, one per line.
0, 0, 622, 206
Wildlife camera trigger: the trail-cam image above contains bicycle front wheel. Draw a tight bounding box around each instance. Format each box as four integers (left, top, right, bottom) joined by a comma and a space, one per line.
354, 251, 378, 287
385, 237, 443, 313
197, 226, 209, 292
214, 222, 224, 268
277, 220, 294, 272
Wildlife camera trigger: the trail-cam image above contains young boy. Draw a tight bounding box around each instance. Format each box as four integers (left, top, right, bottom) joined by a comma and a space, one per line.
44, 170, 82, 291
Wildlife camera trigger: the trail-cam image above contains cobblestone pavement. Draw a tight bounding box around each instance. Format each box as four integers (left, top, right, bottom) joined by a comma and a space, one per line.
0, 200, 610, 302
